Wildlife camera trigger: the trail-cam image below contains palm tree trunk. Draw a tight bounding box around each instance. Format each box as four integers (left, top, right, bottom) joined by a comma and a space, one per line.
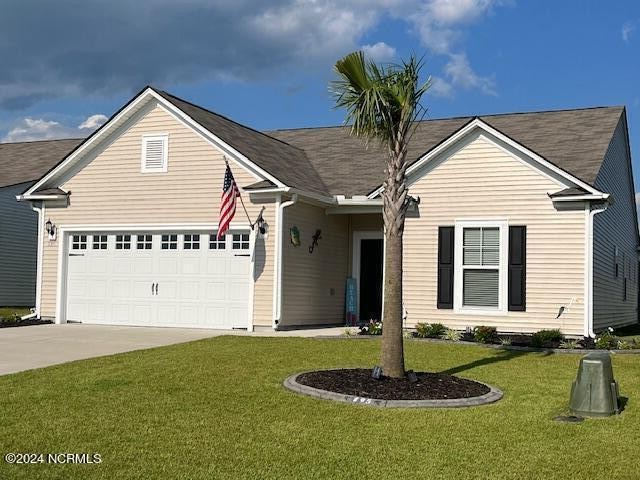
380, 140, 408, 378
381, 228, 405, 377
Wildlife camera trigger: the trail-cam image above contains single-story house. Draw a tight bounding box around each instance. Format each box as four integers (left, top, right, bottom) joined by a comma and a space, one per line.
0, 139, 82, 305
17, 87, 638, 336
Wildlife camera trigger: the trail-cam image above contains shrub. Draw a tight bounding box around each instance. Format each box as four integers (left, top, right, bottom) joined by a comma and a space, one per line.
474, 326, 498, 344
595, 331, 618, 350
616, 340, 633, 350
359, 320, 382, 335
441, 328, 461, 342
415, 322, 447, 338
559, 339, 582, 350
499, 336, 512, 346
531, 329, 564, 348
343, 328, 358, 337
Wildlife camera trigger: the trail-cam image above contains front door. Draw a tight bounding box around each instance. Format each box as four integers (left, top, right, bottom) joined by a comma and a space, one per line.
359, 238, 383, 322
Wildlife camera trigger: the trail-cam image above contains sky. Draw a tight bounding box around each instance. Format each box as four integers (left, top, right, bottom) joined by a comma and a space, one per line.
1, 1, 639, 194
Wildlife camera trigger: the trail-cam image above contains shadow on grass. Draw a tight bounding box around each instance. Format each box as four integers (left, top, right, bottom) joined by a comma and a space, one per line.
440, 348, 551, 375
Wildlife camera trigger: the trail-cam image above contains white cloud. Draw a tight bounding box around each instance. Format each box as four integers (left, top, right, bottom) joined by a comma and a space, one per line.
2, 114, 104, 142
443, 52, 496, 95
622, 21, 636, 43
78, 114, 108, 130
428, 76, 454, 97
361, 42, 397, 62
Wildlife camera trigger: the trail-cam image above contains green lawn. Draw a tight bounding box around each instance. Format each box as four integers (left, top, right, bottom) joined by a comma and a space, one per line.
0, 307, 30, 321
0, 337, 638, 480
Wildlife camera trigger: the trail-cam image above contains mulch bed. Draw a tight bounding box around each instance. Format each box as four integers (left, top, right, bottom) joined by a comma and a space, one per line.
296, 368, 490, 401
0, 319, 52, 329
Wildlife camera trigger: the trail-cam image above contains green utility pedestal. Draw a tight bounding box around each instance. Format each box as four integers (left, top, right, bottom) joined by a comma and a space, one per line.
569, 352, 620, 417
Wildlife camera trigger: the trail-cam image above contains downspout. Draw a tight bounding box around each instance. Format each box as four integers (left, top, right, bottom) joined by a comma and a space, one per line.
31, 202, 44, 319
585, 198, 610, 337
273, 194, 298, 330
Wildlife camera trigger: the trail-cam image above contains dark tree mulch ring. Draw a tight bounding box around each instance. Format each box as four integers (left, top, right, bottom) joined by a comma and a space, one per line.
296, 369, 490, 401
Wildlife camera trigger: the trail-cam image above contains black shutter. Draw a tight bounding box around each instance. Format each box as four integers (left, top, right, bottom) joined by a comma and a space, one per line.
437, 226, 454, 309
508, 226, 526, 311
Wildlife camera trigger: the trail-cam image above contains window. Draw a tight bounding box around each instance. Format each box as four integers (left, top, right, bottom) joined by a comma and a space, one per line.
232, 233, 250, 250
115, 234, 131, 250
136, 234, 153, 250
614, 246, 620, 277
92, 235, 107, 250
209, 233, 226, 250
462, 227, 500, 308
454, 223, 505, 312
161, 234, 177, 250
183, 234, 200, 250
72, 235, 87, 250
141, 134, 168, 172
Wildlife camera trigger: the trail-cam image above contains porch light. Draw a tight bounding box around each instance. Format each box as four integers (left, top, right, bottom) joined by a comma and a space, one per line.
256, 212, 267, 235
45, 219, 56, 240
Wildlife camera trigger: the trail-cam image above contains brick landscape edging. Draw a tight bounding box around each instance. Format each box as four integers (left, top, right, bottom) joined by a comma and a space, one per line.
283, 371, 503, 408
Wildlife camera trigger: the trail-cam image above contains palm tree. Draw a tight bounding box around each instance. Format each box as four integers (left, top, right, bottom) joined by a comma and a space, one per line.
331, 51, 430, 378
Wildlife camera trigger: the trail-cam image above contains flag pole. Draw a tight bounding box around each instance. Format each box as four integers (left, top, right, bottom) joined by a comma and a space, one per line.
224, 156, 255, 230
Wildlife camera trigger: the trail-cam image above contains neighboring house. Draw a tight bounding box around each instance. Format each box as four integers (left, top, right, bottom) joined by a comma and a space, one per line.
0, 139, 83, 306
17, 87, 638, 336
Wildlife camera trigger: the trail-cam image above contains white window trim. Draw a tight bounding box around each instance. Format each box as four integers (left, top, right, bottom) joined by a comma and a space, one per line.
141, 134, 169, 173
453, 220, 508, 315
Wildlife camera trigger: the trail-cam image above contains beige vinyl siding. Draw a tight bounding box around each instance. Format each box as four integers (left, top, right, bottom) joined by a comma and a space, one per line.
592, 116, 638, 330
404, 133, 587, 335
280, 201, 349, 326
39, 102, 275, 326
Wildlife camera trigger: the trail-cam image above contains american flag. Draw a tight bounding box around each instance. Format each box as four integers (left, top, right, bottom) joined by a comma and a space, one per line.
217, 164, 240, 240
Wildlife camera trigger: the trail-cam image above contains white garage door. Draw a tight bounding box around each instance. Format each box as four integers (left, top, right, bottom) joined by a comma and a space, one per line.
66, 231, 251, 329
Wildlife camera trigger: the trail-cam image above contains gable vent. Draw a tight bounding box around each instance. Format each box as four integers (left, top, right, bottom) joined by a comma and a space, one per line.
141, 135, 168, 172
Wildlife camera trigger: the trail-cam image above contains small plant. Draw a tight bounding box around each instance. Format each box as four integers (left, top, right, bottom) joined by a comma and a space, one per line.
595, 330, 618, 350
403, 329, 414, 339
559, 339, 582, 349
531, 329, 564, 348
441, 328, 461, 342
415, 322, 447, 338
359, 320, 382, 335
616, 340, 633, 350
499, 336, 512, 346
343, 328, 358, 337
474, 326, 499, 344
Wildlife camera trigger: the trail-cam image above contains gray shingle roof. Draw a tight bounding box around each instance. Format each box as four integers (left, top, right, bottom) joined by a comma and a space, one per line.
154, 89, 330, 196
268, 107, 625, 196
0, 138, 84, 189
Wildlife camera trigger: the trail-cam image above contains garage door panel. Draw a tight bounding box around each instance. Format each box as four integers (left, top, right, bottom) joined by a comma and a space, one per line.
89, 257, 108, 274
89, 280, 108, 298
158, 258, 178, 274
66, 230, 251, 328
133, 257, 153, 274
206, 282, 226, 301
112, 280, 131, 298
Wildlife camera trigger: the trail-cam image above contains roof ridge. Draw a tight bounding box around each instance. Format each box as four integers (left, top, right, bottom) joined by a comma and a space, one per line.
266, 106, 625, 133
0, 137, 84, 146
154, 88, 307, 154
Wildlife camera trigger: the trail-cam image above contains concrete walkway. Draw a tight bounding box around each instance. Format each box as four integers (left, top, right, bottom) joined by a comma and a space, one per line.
0, 323, 345, 376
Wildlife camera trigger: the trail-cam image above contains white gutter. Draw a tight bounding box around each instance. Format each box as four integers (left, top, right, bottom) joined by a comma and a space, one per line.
273, 193, 298, 330
584, 200, 610, 337
31, 203, 44, 318
551, 193, 610, 202
17, 194, 67, 202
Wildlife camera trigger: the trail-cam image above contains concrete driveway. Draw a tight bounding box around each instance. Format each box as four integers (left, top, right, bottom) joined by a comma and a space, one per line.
0, 323, 226, 376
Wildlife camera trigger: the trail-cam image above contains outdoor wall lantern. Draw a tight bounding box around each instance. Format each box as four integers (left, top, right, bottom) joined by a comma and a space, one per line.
290, 226, 301, 247
255, 212, 268, 238
45, 219, 56, 240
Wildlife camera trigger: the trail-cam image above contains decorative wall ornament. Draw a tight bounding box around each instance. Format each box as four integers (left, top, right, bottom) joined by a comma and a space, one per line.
289, 226, 301, 247
309, 229, 322, 253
